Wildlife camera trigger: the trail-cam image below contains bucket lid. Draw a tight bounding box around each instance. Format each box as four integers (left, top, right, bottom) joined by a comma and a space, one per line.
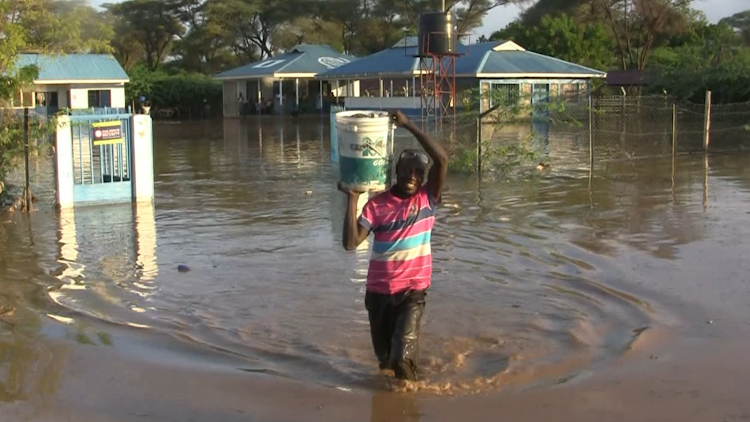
335, 110, 390, 120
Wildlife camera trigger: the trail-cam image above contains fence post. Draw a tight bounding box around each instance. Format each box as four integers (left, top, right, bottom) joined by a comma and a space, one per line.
703, 90, 712, 151
588, 91, 593, 169
23, 107, 31, 212
476, 115, 482, 173
672, 103, 677, 156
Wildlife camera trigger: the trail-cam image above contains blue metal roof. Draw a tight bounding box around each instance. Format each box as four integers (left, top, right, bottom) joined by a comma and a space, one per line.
317, 39, 605, 80
317, 36, 472, 79
214, 44, 357, 80
476, 49, 606, 76
12, 53, 129, 81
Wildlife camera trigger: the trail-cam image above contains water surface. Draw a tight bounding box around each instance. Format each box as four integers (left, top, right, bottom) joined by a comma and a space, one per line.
2, 118, 750, 399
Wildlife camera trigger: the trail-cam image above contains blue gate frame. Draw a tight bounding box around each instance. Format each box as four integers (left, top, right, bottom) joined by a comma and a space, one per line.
69, 113, 134, 204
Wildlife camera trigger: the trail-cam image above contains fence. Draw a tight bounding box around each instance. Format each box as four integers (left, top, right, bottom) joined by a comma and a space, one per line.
471, 91, 750, 171
329, 92, 750, 174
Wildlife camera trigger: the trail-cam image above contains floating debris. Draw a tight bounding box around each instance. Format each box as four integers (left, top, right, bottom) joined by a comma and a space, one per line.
177, 265, 191, 272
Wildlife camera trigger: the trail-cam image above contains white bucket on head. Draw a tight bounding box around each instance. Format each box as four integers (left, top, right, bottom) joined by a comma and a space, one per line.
335, 110, 394, 192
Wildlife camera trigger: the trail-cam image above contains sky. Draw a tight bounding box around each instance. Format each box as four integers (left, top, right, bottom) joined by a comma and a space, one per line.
476, 0, 747, 37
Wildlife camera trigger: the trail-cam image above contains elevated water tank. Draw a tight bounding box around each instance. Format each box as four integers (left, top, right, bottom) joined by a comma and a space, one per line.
417, 11, 458, 56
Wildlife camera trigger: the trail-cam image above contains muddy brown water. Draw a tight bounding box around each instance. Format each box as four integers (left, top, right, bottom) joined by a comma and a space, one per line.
1, 118, 750, 420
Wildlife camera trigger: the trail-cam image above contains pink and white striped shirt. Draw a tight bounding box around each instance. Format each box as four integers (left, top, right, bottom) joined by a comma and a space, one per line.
358, 186, 438, 294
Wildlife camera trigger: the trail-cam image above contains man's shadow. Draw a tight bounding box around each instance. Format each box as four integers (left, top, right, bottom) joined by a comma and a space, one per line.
369, 389, 421, 422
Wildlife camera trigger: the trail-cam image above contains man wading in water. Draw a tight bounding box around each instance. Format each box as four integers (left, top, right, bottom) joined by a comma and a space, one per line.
338, 110, 447, 381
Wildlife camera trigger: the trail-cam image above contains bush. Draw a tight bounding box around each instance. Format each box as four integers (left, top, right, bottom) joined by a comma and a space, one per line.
125, 66, 223, 116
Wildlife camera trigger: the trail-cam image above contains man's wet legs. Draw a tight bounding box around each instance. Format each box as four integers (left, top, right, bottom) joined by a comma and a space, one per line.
365, 291, 395, 370
390, 289, 426, 380
364, 289, 426, 380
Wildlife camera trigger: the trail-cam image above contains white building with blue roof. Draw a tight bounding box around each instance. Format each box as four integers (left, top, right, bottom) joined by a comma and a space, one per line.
9, 53, 130, 115
316, 37, 606, 114
213, 44, 358, 117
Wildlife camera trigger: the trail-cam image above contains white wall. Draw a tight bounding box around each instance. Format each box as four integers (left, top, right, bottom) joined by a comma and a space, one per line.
110, 87, 126, 108
345, 96, 421, 110
69, 88, 88, 109
69, 83, 127, 109
15, 82, 127, 111
332, 80, 360, 97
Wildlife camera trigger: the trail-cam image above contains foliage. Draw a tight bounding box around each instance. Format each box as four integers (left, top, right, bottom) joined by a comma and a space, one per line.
490, 13, 615, 69
125, 66, 222, 111
18, 0, 114, 54
447, 135, 542, 174
490, 2, 750, 102
719, 10, 750, 46
648, 23, 750, 103
1, 0, 65, 188
446, 86, 582, 173
103, 0, 184, 70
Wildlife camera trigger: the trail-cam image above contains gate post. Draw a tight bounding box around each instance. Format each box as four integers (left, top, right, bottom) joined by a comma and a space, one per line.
131, 114, 154, 203
55, 115, 74, 209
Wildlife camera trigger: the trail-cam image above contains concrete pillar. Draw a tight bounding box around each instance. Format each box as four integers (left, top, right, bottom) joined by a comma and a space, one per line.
55, 115, 74, 209
132, 114, 154, 203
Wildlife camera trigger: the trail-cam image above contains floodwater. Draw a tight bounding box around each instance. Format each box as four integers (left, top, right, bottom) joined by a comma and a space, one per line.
1, 118, 750, 421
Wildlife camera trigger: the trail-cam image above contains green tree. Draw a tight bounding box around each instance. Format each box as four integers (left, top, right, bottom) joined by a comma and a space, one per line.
649, 22, 750, 102
0, 0, 58, 192
18, 0, 113, 54
598, 0, 694, 70
104, 0, 184, 70
719, 10, 750, 46
490, 14, 615, 69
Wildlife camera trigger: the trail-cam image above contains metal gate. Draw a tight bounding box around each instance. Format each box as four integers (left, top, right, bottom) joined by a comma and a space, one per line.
69, 114, 133, 204
531, 83, 551, 122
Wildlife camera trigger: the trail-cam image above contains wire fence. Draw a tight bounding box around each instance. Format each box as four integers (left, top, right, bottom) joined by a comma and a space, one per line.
449, 91, 750, 172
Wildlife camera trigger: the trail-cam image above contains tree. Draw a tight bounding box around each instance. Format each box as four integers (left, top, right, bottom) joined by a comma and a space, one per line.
104, 0, 184, 70
649, 21, 750, 102
205, 0, 307, 60
273, 16, 342, 51
515, 0, 608, 26
0, 0, 58, 193
490, 14, 615, 69
598, 0, 693, 70
720, 10, 750, 46
398, 0, 518, 34
17, 0, 114, 54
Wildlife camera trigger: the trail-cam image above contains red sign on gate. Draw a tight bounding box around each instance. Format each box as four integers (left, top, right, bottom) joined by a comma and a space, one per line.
92, 121, 124, 145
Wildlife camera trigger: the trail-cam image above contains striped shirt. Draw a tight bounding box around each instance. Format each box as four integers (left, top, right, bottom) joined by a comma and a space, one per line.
358, 186, 438, 294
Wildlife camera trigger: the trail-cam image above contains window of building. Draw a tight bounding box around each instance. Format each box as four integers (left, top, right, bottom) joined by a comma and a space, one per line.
11, 90, 34, 107
88, 90, 112, 108
35, 91, 59, 107
489, 83, 520, 107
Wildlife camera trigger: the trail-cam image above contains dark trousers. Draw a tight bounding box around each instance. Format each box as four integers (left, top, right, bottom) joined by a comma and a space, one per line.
364, 288, 426, 381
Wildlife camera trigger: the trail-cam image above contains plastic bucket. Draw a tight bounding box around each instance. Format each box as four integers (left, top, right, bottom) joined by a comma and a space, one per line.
335, 110, 394, 192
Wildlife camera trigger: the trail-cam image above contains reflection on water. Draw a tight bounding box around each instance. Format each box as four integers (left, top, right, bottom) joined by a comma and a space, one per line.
2, 118, 750, 399
48, 203, 158, 329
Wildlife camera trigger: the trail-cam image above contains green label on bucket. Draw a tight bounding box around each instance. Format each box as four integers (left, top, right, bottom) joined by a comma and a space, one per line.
339, 155, 391, 190
346, 136, 386, 158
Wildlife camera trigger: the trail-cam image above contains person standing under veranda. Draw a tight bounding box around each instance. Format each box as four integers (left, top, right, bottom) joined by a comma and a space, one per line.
338, 110, 448, 381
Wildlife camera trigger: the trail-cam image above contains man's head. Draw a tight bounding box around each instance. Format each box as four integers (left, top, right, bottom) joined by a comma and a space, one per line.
394, 149, 429, 196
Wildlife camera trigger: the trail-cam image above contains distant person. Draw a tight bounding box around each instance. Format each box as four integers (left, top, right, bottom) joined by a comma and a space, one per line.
337, 110, 448, 381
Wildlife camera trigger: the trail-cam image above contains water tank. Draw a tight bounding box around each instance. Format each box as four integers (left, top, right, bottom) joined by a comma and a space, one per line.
417, 11, 458, 56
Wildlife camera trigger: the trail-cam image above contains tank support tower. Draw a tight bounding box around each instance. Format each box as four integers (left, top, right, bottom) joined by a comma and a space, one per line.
415, 11, 464, 131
